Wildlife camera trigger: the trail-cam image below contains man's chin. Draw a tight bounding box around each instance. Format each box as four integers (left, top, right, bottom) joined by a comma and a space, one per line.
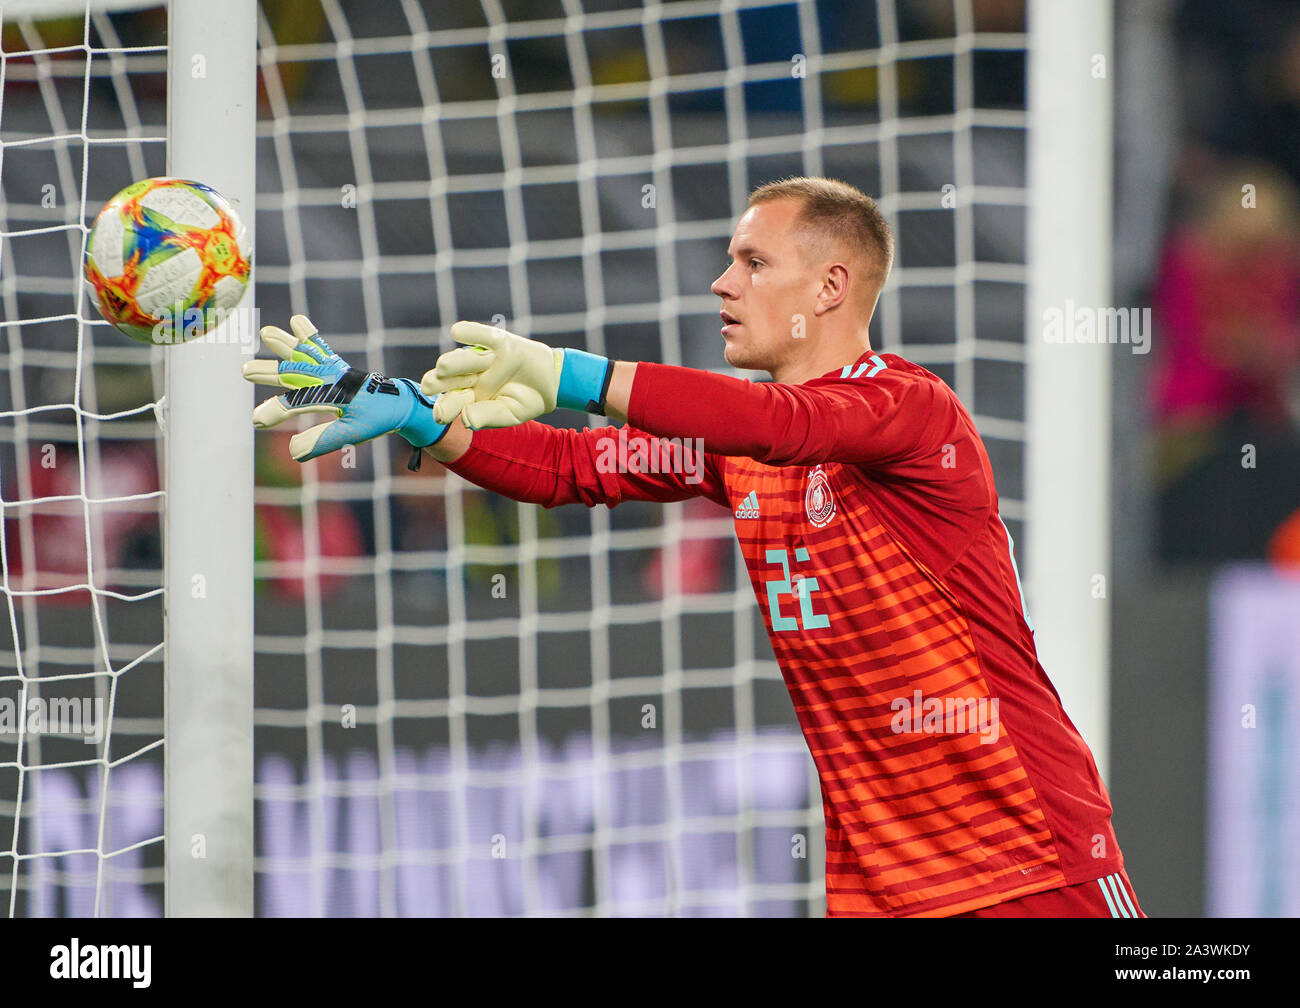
722, 337, 752, 367
723, 342, 766, 373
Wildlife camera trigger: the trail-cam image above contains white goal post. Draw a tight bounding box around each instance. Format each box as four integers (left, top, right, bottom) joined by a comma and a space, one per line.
1026, 0, 1113, 779
163, 0, 256, 916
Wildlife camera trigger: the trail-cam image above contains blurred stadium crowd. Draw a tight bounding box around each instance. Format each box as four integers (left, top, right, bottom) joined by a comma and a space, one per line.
1144, 0, 1300, 566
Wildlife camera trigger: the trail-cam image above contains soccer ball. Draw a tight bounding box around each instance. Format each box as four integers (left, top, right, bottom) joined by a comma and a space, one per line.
84, 177, 251, 345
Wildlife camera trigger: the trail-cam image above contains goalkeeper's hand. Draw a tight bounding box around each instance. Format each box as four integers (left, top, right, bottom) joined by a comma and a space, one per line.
243, 314, 449, 464
421, 321, 613, 430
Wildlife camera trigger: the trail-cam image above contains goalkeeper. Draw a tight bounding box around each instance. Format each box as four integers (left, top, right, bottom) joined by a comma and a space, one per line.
246, 176, 1144, 919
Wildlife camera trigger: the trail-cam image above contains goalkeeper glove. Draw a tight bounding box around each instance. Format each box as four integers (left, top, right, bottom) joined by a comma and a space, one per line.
243, 314, 449, 470
421, 321, 613, 430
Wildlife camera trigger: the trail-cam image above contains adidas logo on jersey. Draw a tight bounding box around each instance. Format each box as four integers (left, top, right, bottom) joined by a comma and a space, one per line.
735, 491, 760, 519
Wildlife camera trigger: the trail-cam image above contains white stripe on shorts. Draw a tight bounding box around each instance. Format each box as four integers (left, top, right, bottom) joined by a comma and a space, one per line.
1110, 872, 1139, 917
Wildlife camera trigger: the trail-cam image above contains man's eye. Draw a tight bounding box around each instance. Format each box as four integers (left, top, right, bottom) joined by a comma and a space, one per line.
750, 259, 762, 269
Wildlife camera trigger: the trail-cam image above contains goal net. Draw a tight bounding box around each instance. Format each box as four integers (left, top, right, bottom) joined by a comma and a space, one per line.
3, 0, 1104, 917
1, 1, 169, 915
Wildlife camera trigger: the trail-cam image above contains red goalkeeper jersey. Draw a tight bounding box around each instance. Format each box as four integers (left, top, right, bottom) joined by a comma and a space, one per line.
446, 351, 1124, 917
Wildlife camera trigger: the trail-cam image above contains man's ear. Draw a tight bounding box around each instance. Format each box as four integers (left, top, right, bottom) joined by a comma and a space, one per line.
813, 262, 850, 317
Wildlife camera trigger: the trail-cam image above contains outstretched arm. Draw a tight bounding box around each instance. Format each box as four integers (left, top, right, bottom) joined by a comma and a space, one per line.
613, 359, 943, 468
428, 413, 728, 511
244, 318, 725, 510
426, 323, 950, 470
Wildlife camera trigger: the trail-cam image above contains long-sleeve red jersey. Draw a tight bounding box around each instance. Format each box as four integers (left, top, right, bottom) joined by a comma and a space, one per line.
444, 350, 1124, 917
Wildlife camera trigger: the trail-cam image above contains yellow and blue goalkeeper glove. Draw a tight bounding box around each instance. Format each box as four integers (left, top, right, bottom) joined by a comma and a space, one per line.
244, 314, 449, 469
421, 321, 613, 429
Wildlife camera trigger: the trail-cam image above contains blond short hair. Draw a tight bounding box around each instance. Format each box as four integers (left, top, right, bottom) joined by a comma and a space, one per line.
748, 176, 894, 288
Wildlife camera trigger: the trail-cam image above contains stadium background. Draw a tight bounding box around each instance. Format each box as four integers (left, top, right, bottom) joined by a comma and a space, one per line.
1, 0, 1297, 916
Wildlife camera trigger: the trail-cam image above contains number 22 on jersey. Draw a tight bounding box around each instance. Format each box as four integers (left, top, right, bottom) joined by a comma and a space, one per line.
764, 547, 830, 632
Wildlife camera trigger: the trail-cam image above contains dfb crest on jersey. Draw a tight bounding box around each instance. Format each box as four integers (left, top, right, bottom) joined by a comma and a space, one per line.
805, 465, 836, 528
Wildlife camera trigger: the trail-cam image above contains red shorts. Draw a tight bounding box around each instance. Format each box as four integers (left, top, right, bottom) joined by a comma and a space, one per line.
956, 869, 1146, 918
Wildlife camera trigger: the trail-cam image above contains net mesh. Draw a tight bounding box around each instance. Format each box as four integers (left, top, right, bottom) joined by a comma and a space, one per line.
0, 4, 168, 916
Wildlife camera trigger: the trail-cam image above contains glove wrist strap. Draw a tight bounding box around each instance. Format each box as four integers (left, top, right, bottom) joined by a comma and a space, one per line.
556, 348, 614, 415
394, 378, 451, 471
